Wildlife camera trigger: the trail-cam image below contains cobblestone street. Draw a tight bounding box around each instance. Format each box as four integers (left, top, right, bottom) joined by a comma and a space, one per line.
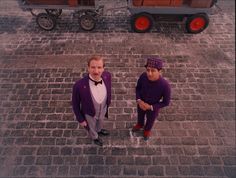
0, 0, 235, 177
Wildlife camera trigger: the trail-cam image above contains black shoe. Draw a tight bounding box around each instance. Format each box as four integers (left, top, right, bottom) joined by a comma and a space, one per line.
98, 129, 109, 136
93, 138, 103, 146
144, 136, 150, 141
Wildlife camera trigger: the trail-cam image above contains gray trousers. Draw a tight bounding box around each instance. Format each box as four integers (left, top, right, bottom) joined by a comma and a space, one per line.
85, 114, 104, 140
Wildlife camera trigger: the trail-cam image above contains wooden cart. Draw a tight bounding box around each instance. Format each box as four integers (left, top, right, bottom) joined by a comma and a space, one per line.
18, 0, 104, 31
19, 0, 218, 33
128, 0, 218, 33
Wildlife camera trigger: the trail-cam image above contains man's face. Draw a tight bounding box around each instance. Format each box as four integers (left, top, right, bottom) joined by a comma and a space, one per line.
146, 67, 161, 81
88, 59, 104, 81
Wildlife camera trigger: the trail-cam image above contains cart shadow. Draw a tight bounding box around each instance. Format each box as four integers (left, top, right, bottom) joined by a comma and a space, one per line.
0, 16, 28, 34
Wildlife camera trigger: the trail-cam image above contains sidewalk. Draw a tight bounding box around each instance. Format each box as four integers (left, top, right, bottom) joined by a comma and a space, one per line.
0, 0, 235, 177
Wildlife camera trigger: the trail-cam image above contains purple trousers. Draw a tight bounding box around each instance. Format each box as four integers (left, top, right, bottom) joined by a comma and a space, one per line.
137, 106, 159, 131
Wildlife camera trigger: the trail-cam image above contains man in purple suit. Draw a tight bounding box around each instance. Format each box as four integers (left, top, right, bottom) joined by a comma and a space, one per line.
72, 56, 111, 146
132, 58, 171, 141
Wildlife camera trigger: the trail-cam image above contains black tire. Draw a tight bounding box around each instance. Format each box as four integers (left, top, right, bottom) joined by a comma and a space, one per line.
79, 14, 96, 31
186, 13, 209, 34
36, 13, 57, 31
131, 13, 154, 33
45, 9, 62, 18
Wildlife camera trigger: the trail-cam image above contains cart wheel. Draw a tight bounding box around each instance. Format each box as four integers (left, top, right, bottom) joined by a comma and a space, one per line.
131, 13, 154, 33
36, 13, 56, 31
186, 13, 209, 34
45, 9, 62, 18
79, 14, 96, 31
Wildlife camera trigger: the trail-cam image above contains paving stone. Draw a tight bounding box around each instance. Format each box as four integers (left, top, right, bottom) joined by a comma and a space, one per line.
123, 166, 137, 175
45, 166, 58, 176
36, 156, 52, 165
147, 166, 164, 176
105, 156, 116, 165
111, 147, 127, 155
19, 147, 36, 155
93, 165, 109, 175
165, 166, 179, 176
189, 166, 205, 176
204, 166, 225, 176
117, 156, 134, 165
57, 166, 69, 176
13, 166, 27, 176
68, 166, 80, 176
80, 166, 92, 175
88, 156, 104, 165
108, 165, 122, 176
23, 156, 35, 165
60, 147, 72, 155
224, 166, 236, 178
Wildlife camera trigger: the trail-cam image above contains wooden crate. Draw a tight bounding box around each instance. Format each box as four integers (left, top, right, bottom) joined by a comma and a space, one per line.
143, 0, 171, 6
170, 0, 183, 6
68, 0, 78, 6
79, 0, 95, 6
133, 0, 183, 6
26, 0, 67, 5
25, 0, 95, 6
132, 0, 143, 6
190, 0, 213, 8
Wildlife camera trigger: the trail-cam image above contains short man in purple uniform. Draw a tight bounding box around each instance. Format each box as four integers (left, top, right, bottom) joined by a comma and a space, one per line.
72, 56, 111, 146
132, 58, 171, 140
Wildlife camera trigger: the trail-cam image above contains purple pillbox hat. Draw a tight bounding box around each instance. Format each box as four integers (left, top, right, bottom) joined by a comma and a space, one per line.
145, 58, 163, 70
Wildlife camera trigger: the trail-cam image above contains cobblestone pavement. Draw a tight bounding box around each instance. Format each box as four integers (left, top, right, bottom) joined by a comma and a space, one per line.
0, 0, 235, 177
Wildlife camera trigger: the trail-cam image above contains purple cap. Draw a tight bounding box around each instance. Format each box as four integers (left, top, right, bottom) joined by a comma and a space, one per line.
145, 58, 163, 70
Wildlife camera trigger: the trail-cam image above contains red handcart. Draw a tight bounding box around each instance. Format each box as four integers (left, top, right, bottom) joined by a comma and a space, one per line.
128, 0, 218, 33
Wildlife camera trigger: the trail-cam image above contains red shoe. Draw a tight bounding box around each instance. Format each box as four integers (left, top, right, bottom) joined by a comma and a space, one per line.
144, 130, 151, 141
132, 124, 143, 132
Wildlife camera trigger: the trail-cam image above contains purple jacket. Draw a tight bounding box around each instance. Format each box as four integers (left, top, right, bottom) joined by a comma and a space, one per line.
72, 71, 111, 123
136, 72, 171, 112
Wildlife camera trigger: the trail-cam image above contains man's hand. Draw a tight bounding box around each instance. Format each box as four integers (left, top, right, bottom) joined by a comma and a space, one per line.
137, 100, 152, 111
143, 102, 152, 110
80, 121, 87, 127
